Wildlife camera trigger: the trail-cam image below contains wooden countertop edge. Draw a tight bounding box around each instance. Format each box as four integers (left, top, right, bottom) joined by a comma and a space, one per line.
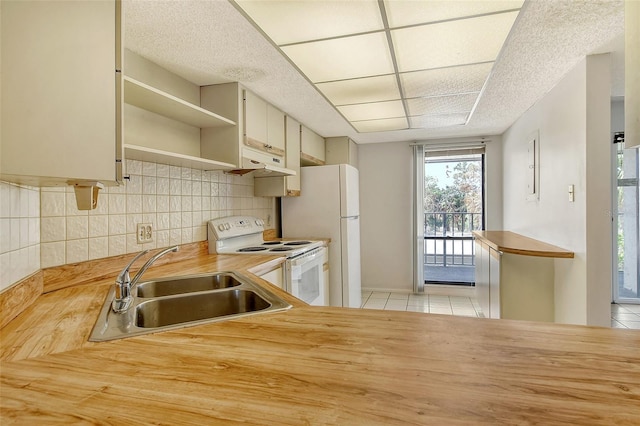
0, 241, 309, 335
473, 231, 575, 259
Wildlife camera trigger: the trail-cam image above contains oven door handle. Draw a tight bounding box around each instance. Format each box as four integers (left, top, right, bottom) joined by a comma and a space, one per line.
289, 247, 324, 266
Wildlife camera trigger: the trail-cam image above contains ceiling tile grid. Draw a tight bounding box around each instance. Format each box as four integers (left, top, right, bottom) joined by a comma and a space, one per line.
235, 0, 525, 133
125, 1, 624, 144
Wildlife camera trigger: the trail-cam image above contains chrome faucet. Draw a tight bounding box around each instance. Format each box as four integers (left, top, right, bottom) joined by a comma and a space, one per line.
112, 245, 179, 313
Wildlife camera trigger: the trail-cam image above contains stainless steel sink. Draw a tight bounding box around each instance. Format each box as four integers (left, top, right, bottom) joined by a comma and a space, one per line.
135, 273, 241, 298
89, 272, 291, 342
136, 289, 270, 328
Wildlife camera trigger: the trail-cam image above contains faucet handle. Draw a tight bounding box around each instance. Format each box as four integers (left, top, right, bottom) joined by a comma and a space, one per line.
116, 249, 150, 284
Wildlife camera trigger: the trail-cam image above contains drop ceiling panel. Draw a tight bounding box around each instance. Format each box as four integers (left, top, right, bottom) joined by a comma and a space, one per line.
384, 0, 525, 28
352, 117, 408, 133
235, 0, 383, 45
392, 11, 519, 72
401, 62, 493, 98
406, 93, 479, 116
338, 100, 405, 122
409, 113, 468, 129
281, 32, 394, 82
317, 74, 400, 106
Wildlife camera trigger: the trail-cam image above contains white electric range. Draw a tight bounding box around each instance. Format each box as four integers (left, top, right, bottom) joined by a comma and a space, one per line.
207, 216, 327, 306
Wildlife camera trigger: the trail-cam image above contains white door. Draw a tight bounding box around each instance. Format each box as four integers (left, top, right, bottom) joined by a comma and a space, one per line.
340, 216, 362, 308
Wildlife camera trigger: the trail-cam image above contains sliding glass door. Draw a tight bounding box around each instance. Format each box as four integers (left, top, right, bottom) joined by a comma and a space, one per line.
413, 144, 485, 292
613, 136, 640, 303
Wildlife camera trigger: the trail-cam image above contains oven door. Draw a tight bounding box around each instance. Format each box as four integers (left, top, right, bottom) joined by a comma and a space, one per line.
285, 247, 326, 306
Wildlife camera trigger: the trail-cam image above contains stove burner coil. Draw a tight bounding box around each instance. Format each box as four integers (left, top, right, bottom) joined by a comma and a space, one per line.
284, 241, 311, 246
237, 247, 268, 252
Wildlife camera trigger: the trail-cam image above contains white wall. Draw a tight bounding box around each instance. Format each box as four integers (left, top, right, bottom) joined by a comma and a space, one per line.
359, 142, 413, 291
501, 55, 612, 326
359, 137, 503, 292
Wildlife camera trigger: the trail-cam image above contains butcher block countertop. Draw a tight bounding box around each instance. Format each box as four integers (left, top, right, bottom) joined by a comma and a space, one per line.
1, 246, 639, 424
473, 230, 575, 258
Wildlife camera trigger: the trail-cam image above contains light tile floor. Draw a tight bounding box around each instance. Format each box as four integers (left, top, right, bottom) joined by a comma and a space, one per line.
361, 291, 640, 329
611, 303, 640, 329
361, 291, 484, 318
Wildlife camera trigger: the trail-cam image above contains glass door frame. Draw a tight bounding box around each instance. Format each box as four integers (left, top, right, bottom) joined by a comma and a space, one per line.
611, 136, 640, 304
412, 143, 486, 293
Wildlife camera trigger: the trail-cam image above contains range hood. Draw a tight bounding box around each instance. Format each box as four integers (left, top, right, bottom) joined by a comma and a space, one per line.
228, 148, 296, 177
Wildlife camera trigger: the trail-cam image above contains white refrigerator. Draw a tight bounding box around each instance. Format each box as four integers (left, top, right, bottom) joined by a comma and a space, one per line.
281, 164, 361, 308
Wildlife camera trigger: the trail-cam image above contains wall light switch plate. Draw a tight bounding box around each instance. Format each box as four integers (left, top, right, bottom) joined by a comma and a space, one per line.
568, 184, 575, 202
137, 223, 153, 244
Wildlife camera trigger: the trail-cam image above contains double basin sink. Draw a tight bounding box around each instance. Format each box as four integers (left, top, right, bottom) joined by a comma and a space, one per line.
90, 272, 291, 342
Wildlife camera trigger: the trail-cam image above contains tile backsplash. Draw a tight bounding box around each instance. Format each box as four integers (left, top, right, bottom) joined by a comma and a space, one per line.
1, 159, 274, 290
0, 182, 41, 291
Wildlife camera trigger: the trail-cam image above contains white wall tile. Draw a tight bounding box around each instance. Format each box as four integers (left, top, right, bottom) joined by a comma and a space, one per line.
126, 194, 142, 214
157, 164, 170, 178
156, 229, 170, 247
109, 214, 126, 236
0, 219, 11, 254
66, 216, 89, 240
142, 161, 156, 177
142, 195, 156, 213
157, 177, 170, 195
89, 215, 109, 238
143, 176, 156, 194
127, 159, 142, 175
109, 235, 126, 256
42, 217, 66, 242
89, 237, 109, 260
10, 218, 20, 251
41, 191, 65, 217
66, 239, 88, 263
0, 252, 10, 289
109, 194, 126, 215
0, 184, 11, 217
157, 195, 169, 213
2, 160, 275, 289
41, 241, 66, 268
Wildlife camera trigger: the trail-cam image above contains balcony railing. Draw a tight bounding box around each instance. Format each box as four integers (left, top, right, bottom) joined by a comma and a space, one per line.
424, 212, 481, 283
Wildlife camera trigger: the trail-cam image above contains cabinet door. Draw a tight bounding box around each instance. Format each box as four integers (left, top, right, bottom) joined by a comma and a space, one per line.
1, 0, 121, 186
260, 266, 283, 289
244, 90, 285, 157
300, 125, 326, 166
244, 90, 268, 147
325, 136, 358, 168
254, 115, 300, 197
267, 104, 285, 152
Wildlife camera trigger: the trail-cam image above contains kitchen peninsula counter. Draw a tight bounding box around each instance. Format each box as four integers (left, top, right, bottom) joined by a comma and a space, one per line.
472, 230, 575, 258
1, 247, 639, 424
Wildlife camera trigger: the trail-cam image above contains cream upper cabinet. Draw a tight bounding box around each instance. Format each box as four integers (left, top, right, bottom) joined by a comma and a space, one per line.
1, 0, 123, 186
325, 137, 359, 168
244, 91, 269, 150
255, 116, 301, 197
122, 51, 235, 171
300, 125, 326, 166
244, 91, 286, 156
267, 105, 286, 152
201, 83, 294, 176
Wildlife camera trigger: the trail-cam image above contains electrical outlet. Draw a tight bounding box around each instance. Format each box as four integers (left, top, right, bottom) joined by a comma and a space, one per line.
136, 223, 153, 244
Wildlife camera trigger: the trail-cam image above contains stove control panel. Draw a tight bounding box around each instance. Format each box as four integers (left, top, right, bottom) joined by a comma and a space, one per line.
208, 216, 265, 241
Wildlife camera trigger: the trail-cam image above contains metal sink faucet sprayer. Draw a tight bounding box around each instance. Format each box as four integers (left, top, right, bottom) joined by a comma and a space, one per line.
112, 245, 179, 313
